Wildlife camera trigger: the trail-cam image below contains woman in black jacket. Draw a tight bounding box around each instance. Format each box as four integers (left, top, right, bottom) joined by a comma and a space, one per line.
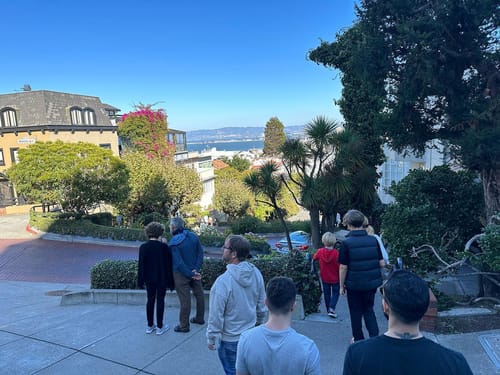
137, 221, 175, 335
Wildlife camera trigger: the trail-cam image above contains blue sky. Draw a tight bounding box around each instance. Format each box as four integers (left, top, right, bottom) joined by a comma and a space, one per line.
1, 1, 358, 131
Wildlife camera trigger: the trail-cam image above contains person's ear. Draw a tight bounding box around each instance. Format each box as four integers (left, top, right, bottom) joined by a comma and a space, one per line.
382, 299, 390, 315
291, 301, 296, 312
265, 298, 269, 307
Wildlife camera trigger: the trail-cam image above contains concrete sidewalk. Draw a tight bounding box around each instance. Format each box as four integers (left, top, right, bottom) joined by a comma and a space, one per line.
1, 280, 499, 375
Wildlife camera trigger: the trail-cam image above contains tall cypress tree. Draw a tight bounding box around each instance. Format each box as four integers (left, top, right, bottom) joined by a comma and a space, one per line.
263, 117, 286, 156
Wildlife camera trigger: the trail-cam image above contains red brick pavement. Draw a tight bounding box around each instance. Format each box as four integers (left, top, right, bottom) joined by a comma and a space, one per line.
0, 238, 138, 284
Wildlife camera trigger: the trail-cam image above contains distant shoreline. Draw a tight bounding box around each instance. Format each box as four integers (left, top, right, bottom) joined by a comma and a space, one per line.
187, 139, 263, 153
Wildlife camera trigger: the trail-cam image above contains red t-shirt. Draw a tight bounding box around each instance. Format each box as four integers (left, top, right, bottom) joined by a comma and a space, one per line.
313, 247, 340, 283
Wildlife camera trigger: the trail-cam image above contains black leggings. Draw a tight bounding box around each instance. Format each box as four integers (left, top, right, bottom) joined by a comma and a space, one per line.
146, 283, 167, 328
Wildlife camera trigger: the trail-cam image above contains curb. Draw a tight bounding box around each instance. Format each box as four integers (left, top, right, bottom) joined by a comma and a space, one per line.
60, 289, 305, 320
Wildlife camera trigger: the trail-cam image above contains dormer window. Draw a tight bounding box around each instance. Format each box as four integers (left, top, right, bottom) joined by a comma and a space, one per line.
70, 107, 83, 124
1, 108, 17, 127
71, 106, 96, 125
83, 108, 96, 125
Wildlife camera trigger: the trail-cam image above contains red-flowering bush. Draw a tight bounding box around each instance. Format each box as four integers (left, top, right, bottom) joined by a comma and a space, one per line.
118, 109, 174, 159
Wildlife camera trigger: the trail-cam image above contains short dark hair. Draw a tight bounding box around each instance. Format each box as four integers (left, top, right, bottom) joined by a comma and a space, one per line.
266, 277, 296, 315
144, 221, 165, 239
382, 270, 430, 324
343, 209, 366, 228
226, 235, 250, 261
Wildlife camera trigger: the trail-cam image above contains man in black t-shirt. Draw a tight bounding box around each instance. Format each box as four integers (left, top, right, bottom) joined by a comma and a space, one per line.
342, 270, 473, 375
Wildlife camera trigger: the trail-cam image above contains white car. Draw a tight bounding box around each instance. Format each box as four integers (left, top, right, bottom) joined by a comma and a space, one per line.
275, 231, 311, 254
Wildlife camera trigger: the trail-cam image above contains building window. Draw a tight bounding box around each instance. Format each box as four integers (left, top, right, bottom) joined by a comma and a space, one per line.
99, 143, 111, 149
10, 148, 19, 164
83, 108, 96, 125
70, 107, 83, 124
1, 108, 17, 127
0, 149, 4, 166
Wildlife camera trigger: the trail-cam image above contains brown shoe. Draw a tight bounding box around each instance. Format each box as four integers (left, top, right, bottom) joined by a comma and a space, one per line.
174, 325, 190, 333
190, 318, 205, 325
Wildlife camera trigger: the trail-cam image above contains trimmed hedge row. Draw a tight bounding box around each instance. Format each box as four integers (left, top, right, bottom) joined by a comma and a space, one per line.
30, 211, 147, 242
30, 211, 271, 254
90, 252, 321, 315
230, 216, 311, 234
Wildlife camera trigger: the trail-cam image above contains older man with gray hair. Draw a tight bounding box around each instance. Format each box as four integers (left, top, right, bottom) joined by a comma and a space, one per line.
169, 216, 205, 333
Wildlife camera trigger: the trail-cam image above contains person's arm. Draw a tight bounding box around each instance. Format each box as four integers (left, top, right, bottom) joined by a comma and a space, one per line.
343, 346, 354, 375
164, 244, 175, 291
171, 245, 196, 278
312, 249, 321, 260
137, 245, 145, 288
338, 243, 349, 295
339, 265, 348, 295
194, 236, 204, 271
235, 335, 250, 375
207, 282, 226, 350
255, 273, 268, 325
305, 342, 321, 375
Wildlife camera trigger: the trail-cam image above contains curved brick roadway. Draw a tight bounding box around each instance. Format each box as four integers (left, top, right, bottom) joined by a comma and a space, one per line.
0, 238, 138, 284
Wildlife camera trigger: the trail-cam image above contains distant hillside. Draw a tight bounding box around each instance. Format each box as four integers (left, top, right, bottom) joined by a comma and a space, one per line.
186, 125, 305, 142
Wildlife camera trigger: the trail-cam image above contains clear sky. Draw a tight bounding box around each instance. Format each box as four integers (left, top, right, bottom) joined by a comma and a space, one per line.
1, 0, 358, 131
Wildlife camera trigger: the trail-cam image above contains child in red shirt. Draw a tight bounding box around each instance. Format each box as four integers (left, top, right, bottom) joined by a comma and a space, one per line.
313, 232, 340, 318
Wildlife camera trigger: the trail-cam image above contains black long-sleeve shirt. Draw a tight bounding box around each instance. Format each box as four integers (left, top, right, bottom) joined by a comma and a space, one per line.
137, 240, 175, 290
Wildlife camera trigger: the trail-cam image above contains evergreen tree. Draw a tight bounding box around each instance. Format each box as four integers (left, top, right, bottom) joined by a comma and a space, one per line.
310, 0, 499, 222
263, 117, 286, 156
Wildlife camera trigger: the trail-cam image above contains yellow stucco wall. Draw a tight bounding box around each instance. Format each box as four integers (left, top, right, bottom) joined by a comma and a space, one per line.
0, 129, 119, 173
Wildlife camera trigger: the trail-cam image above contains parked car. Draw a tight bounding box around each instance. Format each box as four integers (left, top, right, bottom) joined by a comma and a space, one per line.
275, 231, 311, 254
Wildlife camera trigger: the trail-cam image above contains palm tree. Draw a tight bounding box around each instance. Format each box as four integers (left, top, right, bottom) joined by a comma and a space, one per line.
281, 116, 378, 248
244, 161, 293, 251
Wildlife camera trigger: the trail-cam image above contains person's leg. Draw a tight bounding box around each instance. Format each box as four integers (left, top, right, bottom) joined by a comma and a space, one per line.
361, 289, 379, 337
217, 340, 238, 375
322, 281, 332, 311
145, 283, 157, 328
174, 272, 191, 328
330, 282, 340, 312
346, 289, 364, 341
156, 286, 167, 329
190, 278, 205, 322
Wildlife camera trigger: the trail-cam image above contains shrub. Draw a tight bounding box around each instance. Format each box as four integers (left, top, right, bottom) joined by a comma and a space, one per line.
478, 224, 500, 273
382, 165, 483, 275
231, 216, 311, 234
201, 252, 320, 314
244, 233, 271, 256
90, 252, 321, 315
90, 259, 138, 289
86, 212, 113, 226
133, 212, 169, 227
30, 211, 146, 241
231, 215, 261, 234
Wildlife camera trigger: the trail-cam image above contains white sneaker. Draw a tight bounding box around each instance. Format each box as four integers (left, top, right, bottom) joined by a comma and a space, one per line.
156, 324, 170, 335
146, 325, 156, 334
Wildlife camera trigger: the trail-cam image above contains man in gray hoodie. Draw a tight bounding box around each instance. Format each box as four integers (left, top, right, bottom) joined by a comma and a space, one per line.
207, 235, 267, 375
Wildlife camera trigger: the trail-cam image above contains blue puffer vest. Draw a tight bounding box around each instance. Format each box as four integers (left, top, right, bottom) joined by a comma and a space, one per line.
344, 230, 382, 291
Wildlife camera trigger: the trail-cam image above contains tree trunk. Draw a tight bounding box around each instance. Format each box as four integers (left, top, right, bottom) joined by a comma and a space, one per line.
276, 207, 293, 252
481, 168, 500, 223
309, 207, 321, 249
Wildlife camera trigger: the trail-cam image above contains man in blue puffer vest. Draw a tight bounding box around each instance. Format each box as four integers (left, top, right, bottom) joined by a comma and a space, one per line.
169, 216, 205, 332
339, 209, 385, 343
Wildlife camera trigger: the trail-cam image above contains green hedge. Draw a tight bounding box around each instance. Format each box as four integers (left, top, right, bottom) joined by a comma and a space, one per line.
230, 216, 311, 234
91, 252, 321, 315
31, 212, 271, 254
30, 211, 146, 241
91, 259, 138, 289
